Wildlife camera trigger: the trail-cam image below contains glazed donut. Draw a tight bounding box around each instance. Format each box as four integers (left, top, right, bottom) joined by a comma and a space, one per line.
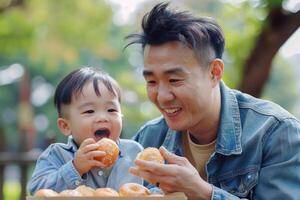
94, 188, 119, 196
34, 189, 58, 197
119, 183, 150, 197
149, 193, 164, 197
137, 147, 164, 164
75, 185, 95, 196
95, 138, 119, 168
59, 189, 82, 196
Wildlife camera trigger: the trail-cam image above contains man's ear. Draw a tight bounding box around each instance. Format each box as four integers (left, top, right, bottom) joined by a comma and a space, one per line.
57, 118, 71, 136
210, 58, 224, 87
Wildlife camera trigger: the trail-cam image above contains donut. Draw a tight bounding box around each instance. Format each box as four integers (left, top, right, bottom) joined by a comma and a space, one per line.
137, 147, 164, 164
119, 183, 150, 197
59, 189, 82, 196
149, 193, 164, 197
94, 188, 119, 196
95, 138, 119, 168
34, 189, 58, 197
75, 185, 95, 196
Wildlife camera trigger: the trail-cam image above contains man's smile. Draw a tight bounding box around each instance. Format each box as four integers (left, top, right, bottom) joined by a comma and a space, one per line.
162, 107, 182, 117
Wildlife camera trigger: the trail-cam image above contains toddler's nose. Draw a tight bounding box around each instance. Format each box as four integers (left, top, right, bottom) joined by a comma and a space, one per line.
95, 112, 108, 122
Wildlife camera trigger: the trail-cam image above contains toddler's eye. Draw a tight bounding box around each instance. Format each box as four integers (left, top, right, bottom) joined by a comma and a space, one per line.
83, 110, 94, 114
108, 108, 117, 112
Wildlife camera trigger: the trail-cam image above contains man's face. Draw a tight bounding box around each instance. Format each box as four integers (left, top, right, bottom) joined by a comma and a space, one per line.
59, 81, 122, 145
143, 41, 216, 133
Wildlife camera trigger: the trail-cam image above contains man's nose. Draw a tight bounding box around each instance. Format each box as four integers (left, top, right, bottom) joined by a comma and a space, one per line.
157, 84, 174, 103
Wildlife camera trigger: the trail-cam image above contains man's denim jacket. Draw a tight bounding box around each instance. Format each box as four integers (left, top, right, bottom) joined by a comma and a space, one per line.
132, 81, 300, 200
27, 137, 143, 195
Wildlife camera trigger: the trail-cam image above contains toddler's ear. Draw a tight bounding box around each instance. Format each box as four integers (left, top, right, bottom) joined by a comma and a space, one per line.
57, 118, 71, 136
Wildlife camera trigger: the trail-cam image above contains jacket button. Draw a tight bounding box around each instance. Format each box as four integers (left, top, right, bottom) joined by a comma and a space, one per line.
98, 171, 104, 176
75, 180, 81, 186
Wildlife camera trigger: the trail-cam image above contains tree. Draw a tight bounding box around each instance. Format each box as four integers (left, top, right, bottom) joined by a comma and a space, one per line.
0, 0, 24, 13
240, 1, 300, 97
263, 56, 299, 111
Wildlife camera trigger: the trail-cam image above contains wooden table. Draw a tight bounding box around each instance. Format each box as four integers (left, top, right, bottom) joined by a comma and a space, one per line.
0, 151, 41, 200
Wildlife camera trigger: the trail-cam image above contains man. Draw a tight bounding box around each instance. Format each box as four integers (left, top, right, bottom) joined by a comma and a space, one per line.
126, 3, 300, 200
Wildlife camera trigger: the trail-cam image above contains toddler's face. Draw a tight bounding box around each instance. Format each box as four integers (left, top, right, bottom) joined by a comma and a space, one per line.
60, 81, 122, 145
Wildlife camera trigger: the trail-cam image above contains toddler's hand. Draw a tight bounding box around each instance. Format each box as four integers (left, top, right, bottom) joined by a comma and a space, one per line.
73, 138, 106, 176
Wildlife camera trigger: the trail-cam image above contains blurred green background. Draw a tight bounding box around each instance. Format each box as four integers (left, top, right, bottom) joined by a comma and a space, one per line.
0, 0, 300, 199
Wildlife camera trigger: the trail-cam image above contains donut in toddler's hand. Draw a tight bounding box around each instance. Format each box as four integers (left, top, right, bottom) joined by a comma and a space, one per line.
119, 183, 151, 197
95, 138, 119, 168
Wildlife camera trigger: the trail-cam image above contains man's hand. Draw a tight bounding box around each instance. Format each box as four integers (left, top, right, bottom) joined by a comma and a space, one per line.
130, 146, 212, 200
73, 138, 106, 176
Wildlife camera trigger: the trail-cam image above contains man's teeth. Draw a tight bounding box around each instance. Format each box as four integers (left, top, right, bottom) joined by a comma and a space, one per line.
164, 108, 180, 114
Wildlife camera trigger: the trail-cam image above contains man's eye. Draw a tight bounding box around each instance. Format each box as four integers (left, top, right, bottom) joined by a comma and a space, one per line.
83, 110, 94, 114
170, 79, 179, 83
170, 79, 183, 85
147, 80, 156, 85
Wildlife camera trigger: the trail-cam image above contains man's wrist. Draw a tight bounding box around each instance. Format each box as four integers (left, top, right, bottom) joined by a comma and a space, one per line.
200, 182, 213, 200
191, 180, 213, 200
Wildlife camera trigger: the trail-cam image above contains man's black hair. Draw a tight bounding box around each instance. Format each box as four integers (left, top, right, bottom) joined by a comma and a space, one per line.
126, 2, 225, 65
54, 67, 121, 117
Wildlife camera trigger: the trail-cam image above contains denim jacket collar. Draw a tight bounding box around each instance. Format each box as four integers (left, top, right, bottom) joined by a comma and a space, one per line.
215, 81, 242, 155
161, 81, 242, 156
